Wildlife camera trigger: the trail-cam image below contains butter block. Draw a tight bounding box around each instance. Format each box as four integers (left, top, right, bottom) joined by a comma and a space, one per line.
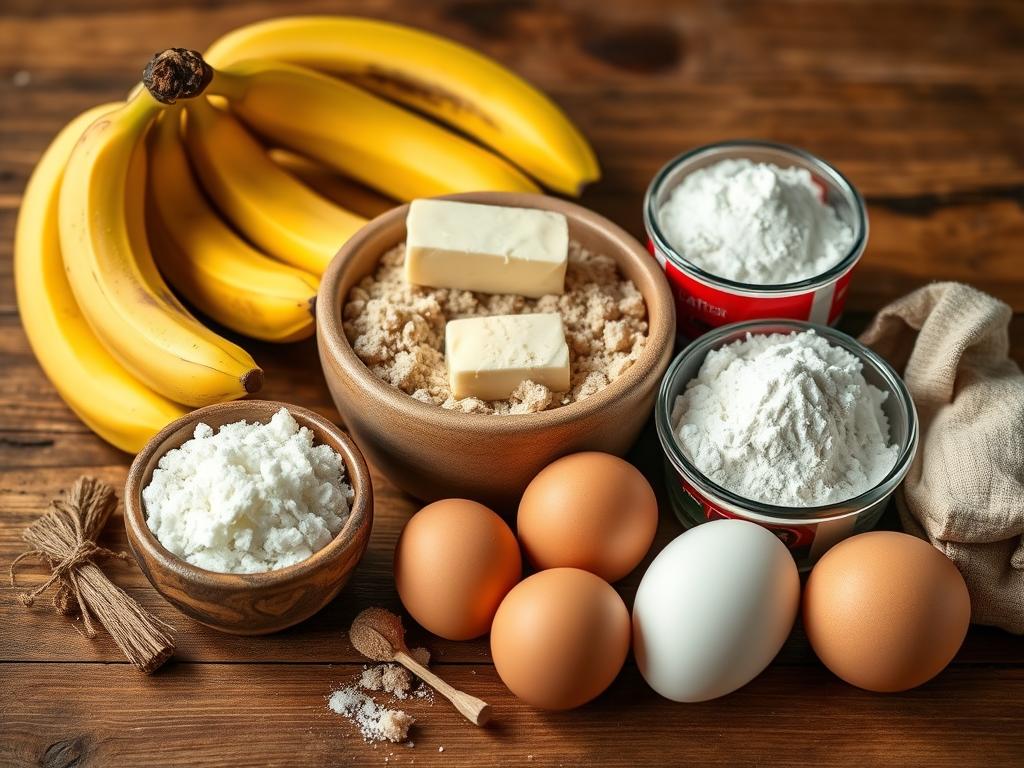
405, 199, 568, 298
445, 313, 570, 401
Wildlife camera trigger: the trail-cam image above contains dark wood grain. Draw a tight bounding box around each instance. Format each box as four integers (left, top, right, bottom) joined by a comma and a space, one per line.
5, 419, 1024, 667
3, 4, 1024, 311
2, 663, 1023, 768
1, 1, 1023, 766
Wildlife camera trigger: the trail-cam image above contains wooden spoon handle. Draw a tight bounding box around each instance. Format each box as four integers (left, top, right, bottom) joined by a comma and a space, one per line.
394, 650, 492, 726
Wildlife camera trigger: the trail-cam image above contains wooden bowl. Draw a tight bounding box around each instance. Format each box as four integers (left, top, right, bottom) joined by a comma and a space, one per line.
317, 192, 676, 510
124, 401, 373, 635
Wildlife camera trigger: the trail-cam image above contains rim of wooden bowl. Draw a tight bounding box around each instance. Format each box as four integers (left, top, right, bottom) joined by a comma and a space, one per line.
316, 191, 676, 436
124, 400, 373, 591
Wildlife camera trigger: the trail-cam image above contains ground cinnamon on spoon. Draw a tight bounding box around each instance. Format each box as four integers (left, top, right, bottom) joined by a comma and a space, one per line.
350, 606, 405, 661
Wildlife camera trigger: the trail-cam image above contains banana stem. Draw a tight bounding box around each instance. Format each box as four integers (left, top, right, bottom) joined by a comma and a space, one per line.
155, 104, 183, 141
122, 88, 166, 128
204, 68, 247, 102
142, 48, 213, 104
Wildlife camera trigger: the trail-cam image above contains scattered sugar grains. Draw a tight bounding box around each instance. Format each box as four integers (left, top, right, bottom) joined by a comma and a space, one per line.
343, 242, 648, 415
328, 687, 415, 744
143, 408, 352, 573
331, 649, 433, 743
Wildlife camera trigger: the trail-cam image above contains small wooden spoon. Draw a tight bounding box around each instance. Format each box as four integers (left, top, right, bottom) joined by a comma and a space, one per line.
349, 607, 492, 726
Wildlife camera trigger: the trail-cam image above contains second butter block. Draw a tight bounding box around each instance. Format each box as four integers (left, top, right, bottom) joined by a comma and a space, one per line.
445, 313, 570, 401
405, 199, 568, 298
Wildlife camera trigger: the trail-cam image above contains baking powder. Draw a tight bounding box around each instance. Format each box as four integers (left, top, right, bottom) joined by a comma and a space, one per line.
657, 158, 854, 285
671, 331, 898, 506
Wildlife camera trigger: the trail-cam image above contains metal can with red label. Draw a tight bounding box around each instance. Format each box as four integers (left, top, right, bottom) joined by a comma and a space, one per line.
655, 320, 919, 570
643, 141, 868, 341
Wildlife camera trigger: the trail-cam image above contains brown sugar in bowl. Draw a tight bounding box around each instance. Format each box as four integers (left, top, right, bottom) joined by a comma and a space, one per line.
316, 192, 676, 509
124, 401, 373, 635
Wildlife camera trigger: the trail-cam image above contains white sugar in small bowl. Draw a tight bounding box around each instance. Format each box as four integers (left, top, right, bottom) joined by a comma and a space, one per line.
654, 319, 917, 570
124, 400, 373, 635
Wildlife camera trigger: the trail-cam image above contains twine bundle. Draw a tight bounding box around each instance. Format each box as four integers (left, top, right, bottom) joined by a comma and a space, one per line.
10, 476, 175, 673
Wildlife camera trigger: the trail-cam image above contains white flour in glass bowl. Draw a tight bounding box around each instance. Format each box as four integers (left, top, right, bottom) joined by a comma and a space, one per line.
658, 158, 854, 285
671, 330, 899, 506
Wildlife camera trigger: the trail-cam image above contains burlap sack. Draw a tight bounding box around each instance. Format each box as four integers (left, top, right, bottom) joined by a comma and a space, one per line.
860, 282, 1024, 633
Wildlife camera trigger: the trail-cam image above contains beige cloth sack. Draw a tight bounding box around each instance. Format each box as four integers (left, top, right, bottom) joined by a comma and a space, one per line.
860, 282, 1024, 633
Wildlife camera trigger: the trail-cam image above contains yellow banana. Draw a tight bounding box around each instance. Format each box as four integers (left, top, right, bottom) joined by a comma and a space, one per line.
59, 91, 263, 406
203, 16, 599, 195
148, 112, 320, 342
15, 103, 188, 453
208, 59, 540, 201
183, 97, 365, 275
268, 148, 395, 220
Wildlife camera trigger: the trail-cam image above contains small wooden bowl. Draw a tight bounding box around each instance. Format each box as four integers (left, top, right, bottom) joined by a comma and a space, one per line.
317, 192, 676, 509
124, 401, 373, 635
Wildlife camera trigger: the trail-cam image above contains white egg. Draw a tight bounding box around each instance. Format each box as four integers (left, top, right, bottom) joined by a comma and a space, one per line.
632, 519, 800, 702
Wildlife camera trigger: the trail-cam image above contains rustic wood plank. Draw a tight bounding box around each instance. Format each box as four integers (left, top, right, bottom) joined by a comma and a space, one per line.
3, 0, 1024, 86
3, 195, 1024, 317
2, 311, 1021, 437
0, 314, 340, 433
2, 1, 1024, 764
1, 662, 1023, 767
4, 82, 1024, 201
1, 6, 1023, 313
3, 427, 1024, 667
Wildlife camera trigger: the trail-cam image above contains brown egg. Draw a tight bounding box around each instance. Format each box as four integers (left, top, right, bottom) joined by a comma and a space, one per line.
517, 452, 659, 582
490, 567, 630, 710
803, 531, 971, 692
394, 499, 521, 641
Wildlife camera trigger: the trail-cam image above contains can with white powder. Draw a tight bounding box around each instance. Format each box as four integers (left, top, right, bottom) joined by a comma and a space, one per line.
644, 141, 868, 341
654, 320, 918, 569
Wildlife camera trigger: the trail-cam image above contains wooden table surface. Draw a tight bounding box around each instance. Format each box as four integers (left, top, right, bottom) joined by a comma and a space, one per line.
2, 1, 1023, 766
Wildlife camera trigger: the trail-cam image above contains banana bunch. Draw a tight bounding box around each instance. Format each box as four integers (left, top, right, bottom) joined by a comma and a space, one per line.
15, 17, 599, 452
15, 103, 190, 453
203, 15, 600, 195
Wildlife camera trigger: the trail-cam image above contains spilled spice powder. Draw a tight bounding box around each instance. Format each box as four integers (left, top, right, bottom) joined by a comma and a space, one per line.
359, 648, 431, 701
360, 664, 412, 698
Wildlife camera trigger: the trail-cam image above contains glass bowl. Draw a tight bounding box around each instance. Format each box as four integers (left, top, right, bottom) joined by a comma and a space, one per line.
655, 319, 917, 569
644, 141, 868, 340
